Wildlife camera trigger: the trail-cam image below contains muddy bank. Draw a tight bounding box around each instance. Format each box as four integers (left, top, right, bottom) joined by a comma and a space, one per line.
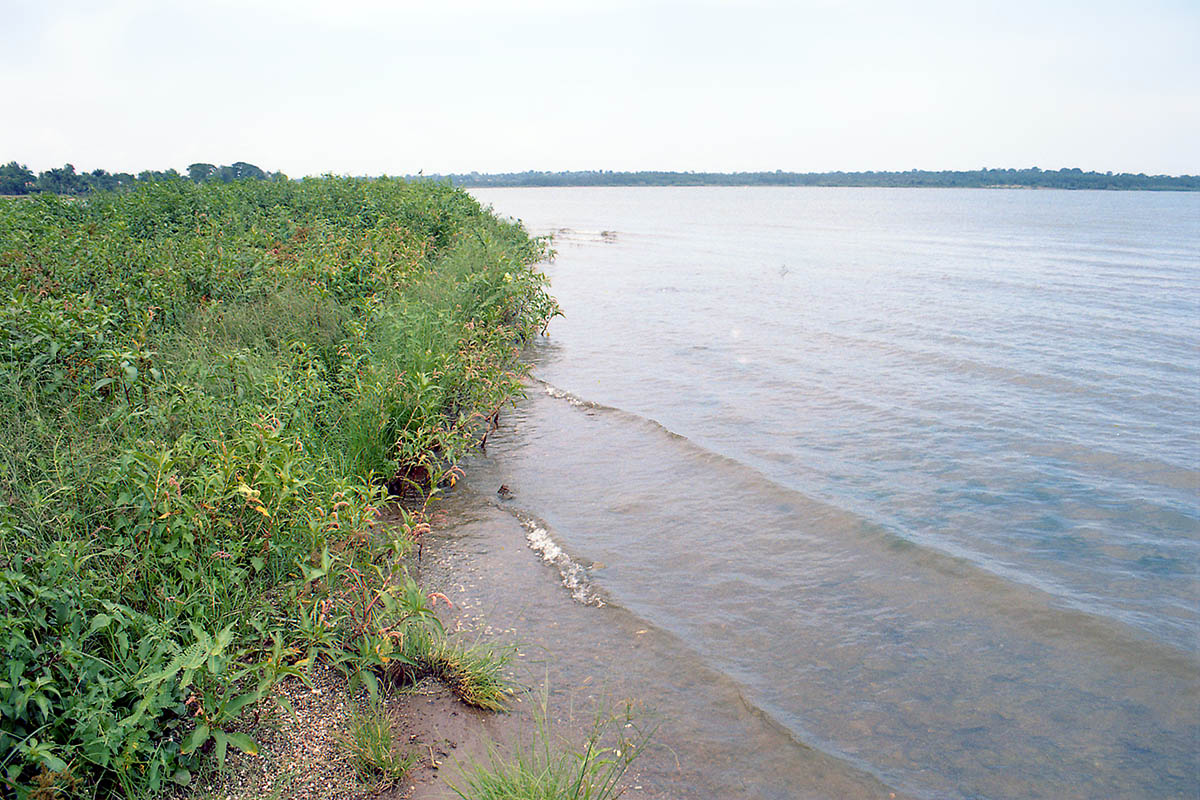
409, 486, 908, 800
186, 485, 908, 799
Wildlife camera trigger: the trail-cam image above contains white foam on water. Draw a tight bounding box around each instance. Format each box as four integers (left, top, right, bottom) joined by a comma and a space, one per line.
517, 514, 603, 606
542, 384, 590, 407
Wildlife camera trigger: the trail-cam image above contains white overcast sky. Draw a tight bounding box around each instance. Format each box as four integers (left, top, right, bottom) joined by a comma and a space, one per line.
3, 0, 1198, 177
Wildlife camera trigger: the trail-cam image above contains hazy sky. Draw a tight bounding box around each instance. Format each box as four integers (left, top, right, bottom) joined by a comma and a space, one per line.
4, 0, 1198, 177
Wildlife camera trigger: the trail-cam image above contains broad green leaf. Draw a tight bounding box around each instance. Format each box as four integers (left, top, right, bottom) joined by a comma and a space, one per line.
39, 751, 69, 773
224, 731, 259, 756
222, 691, 259, 719
212, 730, 228, 767
181, 724, 209, 755
273, 694, 297, 723
360, 669, 379, 701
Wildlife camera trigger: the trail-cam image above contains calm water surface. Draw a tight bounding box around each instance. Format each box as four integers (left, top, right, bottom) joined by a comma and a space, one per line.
465, 187, 1200, 799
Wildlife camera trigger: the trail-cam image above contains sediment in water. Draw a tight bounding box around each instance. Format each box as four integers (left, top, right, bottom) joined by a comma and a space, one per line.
410, 485, 910, 800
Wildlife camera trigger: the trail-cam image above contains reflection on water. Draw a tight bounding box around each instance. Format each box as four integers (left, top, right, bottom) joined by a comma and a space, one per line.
465, 187, 1200, 799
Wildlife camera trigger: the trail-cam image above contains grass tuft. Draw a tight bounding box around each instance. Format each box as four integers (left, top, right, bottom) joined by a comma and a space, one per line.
451, 694, 655, 800
389, 628, 514, 712
335, 700, 418, 791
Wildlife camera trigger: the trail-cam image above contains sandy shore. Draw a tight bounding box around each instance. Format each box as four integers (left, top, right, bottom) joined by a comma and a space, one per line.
191, 484, 909, 799
186, 489, 663, 800
402, 486, 909, 800
399, 491, 665, 800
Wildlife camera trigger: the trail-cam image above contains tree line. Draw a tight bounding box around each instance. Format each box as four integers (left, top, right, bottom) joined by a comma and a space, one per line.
0, 161, 285, 195
6, 162, 1196, 194
426, 167, 1199, 191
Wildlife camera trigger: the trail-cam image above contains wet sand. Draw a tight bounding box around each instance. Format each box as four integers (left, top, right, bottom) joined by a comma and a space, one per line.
407, 486, 909, 800
186, 485, 909, 799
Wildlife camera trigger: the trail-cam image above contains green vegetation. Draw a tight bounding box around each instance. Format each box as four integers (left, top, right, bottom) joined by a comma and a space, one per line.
452, 696, 654, 800
334, 699, 418, 792
0, 160, 284, 196
0, 176, 559, 797
428, 167, 1200, 191
390, 628, 514, 713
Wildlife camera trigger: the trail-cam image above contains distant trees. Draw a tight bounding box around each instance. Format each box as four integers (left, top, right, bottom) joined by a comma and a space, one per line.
0, 162, 35, 194
85, 169, 136, 192
9, 161, 1193, 195
425, 168, 1199, 191
0, 160, 286, 195
137, 168, 182, 183
223, 161, 267, 181
36, 164, 89, 195
187, 162, 271, 183
187, 162, 218, 182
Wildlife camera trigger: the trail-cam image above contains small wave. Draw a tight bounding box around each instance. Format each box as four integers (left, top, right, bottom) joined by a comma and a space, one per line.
539, 381, 609, 410
508, 508, 605, 606
536, 379, 688, 441
528, 375, 1200, 655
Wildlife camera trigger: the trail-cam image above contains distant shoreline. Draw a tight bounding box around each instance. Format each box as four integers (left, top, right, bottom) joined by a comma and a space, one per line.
416, 168, 1199, 191
8, 161, 1196, 196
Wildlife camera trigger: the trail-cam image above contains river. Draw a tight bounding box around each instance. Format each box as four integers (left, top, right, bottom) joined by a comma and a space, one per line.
459, 186, 1199, 799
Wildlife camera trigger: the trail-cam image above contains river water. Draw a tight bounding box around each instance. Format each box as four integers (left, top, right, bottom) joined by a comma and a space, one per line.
463, 187, 1199, 799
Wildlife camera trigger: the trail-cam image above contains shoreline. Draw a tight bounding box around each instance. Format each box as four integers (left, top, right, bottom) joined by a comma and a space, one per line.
402, 484, 911, 800
182, 490, 665, 800
401, 491, 661, 799
422, 168, 1200, 192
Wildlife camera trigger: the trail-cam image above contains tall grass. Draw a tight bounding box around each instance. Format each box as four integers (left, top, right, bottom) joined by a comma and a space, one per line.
0, 177, 558, 797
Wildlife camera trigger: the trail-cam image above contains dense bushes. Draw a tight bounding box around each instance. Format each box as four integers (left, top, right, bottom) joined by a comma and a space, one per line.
0, 177, 558, 797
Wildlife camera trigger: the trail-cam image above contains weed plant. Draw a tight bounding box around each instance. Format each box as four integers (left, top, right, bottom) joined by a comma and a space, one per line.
0, 177, 559, 797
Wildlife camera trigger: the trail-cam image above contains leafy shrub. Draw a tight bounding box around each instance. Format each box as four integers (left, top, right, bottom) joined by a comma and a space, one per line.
0, 177, 558, 797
